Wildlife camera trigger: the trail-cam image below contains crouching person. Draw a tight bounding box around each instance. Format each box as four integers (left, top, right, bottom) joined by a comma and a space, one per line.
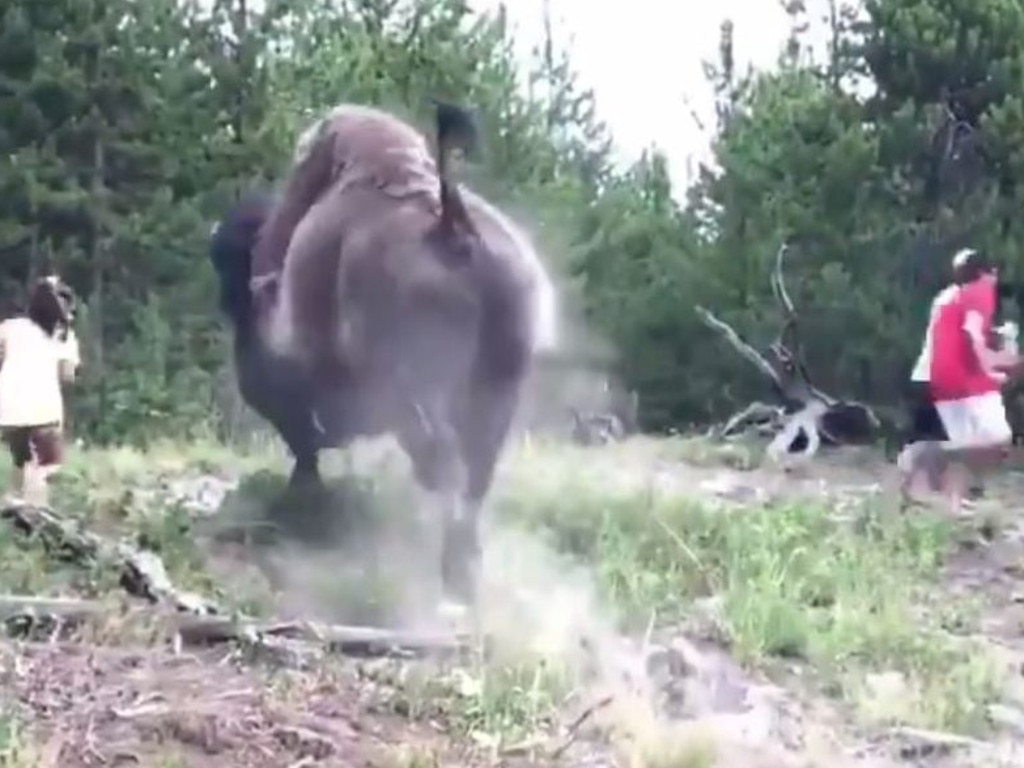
0, 277, 80, 506
928, 250, 1019, 513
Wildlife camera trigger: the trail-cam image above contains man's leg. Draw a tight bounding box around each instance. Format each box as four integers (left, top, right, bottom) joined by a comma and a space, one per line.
935, 400, 977, 513
937, 393, 1012, 513
942, 459, 971, 512
960, 392, 1012, 494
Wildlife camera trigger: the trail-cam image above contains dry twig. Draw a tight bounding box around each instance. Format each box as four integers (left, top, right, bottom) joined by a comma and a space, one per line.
550, 694, 615, 759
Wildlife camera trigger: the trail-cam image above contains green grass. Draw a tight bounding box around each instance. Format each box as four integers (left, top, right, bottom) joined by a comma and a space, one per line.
492, 440, 1000, 735
0, 433, 1009, 762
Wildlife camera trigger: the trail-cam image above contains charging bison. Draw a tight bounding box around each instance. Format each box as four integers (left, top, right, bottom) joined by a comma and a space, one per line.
209, 102, 559, 606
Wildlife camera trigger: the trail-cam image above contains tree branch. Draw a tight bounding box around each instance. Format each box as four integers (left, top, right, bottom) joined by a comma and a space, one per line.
694, 305, 781, 386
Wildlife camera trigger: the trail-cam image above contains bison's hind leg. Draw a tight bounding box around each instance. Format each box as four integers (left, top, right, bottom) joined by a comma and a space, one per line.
389, 305, 518, 614
455, 378, 520, 523
437, 377, 523, 607
396, 400, 472, 606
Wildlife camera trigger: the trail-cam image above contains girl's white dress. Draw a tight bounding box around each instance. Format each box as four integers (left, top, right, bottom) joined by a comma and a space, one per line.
0, 318, 79, 428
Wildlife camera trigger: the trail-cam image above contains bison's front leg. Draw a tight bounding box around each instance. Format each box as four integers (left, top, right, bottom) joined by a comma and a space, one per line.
288, 449, 323, 489
234, 343, 325, 490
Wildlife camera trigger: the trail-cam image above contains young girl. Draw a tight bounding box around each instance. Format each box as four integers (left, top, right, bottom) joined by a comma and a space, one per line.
0, 276, 79, 506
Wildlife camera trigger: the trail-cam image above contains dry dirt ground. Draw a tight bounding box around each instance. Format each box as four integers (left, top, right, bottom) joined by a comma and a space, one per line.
2, 435, 1024, 767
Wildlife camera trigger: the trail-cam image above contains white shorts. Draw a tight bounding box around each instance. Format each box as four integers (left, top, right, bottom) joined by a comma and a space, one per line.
935, 392, 1012, 450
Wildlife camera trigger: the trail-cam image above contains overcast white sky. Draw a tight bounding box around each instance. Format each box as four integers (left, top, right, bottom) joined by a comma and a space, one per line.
216, 0, 831, 191
470, 0, 827, 191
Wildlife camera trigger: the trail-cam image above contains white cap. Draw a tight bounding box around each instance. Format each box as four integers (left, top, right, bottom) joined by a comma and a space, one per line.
952, 247, 977, 268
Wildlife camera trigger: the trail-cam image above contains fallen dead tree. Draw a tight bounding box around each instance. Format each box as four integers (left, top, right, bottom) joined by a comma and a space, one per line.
0, 502, 470, 660
695, 242, 880, 464
1, 501, 218, 615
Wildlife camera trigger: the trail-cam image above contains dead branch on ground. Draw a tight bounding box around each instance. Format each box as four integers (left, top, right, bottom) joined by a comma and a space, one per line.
0, 593, 467, 657
0, 502, 470, 660
1, 502, 218, 614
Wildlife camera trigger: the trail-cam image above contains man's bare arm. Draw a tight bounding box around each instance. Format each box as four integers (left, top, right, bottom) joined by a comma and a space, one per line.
964, 310, 1019, 372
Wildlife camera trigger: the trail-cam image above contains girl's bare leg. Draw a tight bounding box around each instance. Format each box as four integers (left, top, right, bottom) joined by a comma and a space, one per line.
21, 462, 48, 506
6, 465, 24, 502
35, 463, 60, 506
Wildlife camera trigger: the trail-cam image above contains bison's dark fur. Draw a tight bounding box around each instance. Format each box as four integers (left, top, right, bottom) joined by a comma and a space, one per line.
209, 102, 558, 606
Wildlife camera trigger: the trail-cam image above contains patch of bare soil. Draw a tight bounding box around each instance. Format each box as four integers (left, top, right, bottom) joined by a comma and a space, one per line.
561, 438, 890, 510
0, 640, 452, 767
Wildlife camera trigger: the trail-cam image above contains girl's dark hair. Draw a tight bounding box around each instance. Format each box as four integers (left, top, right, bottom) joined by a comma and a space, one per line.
26, 278, 70, 337
951, 248, 996, 285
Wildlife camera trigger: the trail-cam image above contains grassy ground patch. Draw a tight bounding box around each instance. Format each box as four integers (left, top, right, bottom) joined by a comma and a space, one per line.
494, 439, 1000, 735
0, 434, 1009, 764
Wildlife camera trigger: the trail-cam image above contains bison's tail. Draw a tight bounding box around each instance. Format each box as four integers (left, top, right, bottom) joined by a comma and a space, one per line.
433, 100, 479, 237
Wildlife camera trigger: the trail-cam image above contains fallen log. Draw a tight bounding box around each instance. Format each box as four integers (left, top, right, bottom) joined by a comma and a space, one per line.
173, 614, 470, 655
0, 503, 471, 658
1, 502, 219, 615
0, 594, 470, 657
0, 594, 103, 624
886, 725, 989, 759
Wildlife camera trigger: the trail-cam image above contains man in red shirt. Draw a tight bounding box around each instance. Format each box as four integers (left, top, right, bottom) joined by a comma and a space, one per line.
929, 248, 1020, 512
